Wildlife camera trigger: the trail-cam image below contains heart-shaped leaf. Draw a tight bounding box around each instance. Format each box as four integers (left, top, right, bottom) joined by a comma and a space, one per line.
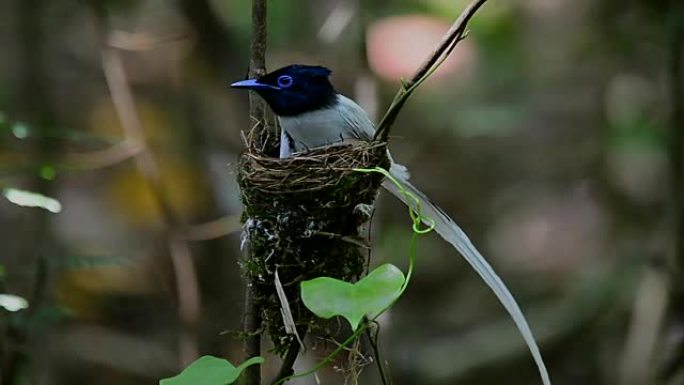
301, 264, 405, 330
160, 356, 264, 385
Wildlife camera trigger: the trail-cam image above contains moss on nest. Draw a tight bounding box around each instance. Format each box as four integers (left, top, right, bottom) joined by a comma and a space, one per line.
238, 142, 389, 354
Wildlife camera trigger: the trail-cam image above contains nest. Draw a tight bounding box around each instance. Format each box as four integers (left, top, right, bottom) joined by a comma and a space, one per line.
238, 142, 390, 354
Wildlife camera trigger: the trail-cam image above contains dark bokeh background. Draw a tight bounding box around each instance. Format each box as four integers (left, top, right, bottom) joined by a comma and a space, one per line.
1, 0, 683, 384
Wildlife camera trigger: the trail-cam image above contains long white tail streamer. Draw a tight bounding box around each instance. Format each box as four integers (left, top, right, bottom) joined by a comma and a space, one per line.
382, 170, 551, 385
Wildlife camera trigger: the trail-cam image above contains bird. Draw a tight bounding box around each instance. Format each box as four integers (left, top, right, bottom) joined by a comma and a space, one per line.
232, 64, 551, 385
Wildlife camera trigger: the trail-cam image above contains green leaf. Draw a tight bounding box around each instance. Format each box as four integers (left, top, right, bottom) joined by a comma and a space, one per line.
160, 356, 264, 385
39, 165, 57, 180
0, 294, 28, 312
301, 264, 405, 331
3, 188, 62, 213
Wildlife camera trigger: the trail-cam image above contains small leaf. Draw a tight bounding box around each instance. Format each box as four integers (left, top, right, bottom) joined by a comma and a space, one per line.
3, 188, 62, 213
0, 294, 29, 312
301, 264, 405, 330
160, 356, 264, 385
11, 122, 29, 139
39, 165, 57, 180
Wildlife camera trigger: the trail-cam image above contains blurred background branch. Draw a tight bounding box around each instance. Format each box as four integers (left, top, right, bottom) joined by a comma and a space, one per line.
658, 1, 684, 383
96, 9, 203, 366
1, 0, 61, 382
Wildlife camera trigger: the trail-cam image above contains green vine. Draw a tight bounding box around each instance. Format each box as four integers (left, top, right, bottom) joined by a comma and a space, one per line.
160, 166, 435, 385
279, 166, 435, 384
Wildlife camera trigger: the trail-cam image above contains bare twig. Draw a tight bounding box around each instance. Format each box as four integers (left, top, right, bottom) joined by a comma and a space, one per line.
314, 231, 371, 249
107, 31, 190, 51
183, 215, 242, 241
168, 233, 202, 363
62, 139, 144, 169
374, 0, 489, 141
246, 0, 269, 153
366, 324, 391, 385
244, 1, 268, 384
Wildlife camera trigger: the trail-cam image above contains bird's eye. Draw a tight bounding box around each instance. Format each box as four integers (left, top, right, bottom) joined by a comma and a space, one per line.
277, 75, 293, 88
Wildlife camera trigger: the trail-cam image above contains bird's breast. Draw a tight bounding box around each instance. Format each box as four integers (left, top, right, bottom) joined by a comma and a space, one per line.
278, 107, 352, 152
277, 94, 376, 155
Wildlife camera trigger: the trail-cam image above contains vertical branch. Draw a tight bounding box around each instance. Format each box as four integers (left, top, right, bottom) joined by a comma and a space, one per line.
243, 276, 262, 385
654, 3, 684, 383
247, 0, 269, 153
245, 1, 268, 385
365, 326, 390, 385
270, 333, 305, 385
668, 0, 684, 286
660, 3, 684, 382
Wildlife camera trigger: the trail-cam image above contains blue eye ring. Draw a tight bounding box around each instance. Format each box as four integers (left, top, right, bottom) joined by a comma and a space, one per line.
277, 75, 293, 88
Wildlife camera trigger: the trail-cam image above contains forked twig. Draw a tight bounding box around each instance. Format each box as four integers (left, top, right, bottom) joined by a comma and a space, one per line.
374, 0, 489, 141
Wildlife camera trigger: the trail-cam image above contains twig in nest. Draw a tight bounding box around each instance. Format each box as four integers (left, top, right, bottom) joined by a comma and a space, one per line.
374, 0, 489, 141
315, 231, 371, 249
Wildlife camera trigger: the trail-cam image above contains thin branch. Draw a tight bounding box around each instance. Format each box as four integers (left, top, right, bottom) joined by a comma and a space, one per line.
273, 325, 369, 385
244, 1, 268, 384
107, 30, 190, 51
270, 332, 306, 385
246, 0, 269, 153
169, 233, 202, 364
183, 215, 242, 241
374, 0, 489, 141
243, 277, 262, 385
366, 324, 391, 385
314, 231, 371, 249
62, 139, 144, 170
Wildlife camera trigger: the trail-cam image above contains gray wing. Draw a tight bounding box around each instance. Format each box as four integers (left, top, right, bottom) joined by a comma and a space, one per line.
279, 129, 294, 158
336, 94, 410, 179
335, 94, 376, 141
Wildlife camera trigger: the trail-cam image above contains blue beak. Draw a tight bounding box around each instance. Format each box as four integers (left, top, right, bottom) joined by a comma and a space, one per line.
230, 79, 279, 90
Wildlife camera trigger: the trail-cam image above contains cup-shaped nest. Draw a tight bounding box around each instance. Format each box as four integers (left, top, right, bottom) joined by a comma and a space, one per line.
238, 142, 389, 354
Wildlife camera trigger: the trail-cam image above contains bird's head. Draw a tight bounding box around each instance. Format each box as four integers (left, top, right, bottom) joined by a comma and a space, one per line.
231, 64, 337, 116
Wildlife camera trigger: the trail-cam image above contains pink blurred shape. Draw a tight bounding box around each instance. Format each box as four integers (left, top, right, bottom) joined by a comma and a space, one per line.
366, 15, 475, 82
